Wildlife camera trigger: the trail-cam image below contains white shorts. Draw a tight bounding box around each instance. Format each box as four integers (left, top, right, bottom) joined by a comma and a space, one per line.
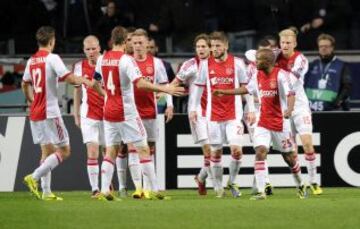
291, 110, 313, 135
30, 117, 69, 147
208, 119, 244, 146
142, 119, 158, 142
253, 126, 294, 153
189, 115, 209, 144
104, 117, 147, 146
80, 117, 105, 145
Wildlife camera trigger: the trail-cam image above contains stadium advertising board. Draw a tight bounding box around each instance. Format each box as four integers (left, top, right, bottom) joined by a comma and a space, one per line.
0, 113, 359, 191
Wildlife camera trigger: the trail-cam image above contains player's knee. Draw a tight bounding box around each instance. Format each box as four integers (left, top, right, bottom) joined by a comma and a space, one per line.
255, 146, 267, 160
105, 145, 119, 159
210, 144, 222, 154
281, 152, 295, 166
201, 144, 211, 157
230, 146, 242, 158
303, 143, 314, 153
87, 143, 99, 157
59, 148, 71, 159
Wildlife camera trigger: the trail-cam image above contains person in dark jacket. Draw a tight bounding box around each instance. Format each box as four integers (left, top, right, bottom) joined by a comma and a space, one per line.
305, 33, 352, 111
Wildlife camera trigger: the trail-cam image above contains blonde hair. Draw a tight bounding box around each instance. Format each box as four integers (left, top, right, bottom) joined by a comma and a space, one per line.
131, 28, 149, 38
279, 29, 297, 38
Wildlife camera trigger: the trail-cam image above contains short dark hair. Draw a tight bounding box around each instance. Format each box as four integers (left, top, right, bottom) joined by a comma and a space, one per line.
36, 26, 55, 47
257, 39, 271, 48
209, 31, 228, 44
193, 33, 210, 47
257, 48, 275, 64
111, 26, 127, 45
317, 33, 336, 47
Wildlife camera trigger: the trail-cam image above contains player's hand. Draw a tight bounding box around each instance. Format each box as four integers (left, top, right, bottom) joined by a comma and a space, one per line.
189, 111, 197, 124
165, 106, 174, 123
83, 78, 95, 88
283, 109, 293, 119
300, 23, 311, 33
74, 114, 81, 128
311, 18, 324, 29
167, 85, 186, 97
213, 89, 224, 97
245, 112, 256, 125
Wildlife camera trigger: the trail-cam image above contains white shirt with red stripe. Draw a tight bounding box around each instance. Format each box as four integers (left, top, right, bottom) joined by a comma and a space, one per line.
95, 51, 142, 122
73, 59, 104, 120
22, 50, 70, 121
276, 51, 310, 114
244, 62, 261, 113
246, 67, 295, 132
134, 55, 169, 119
176, 57, 208, 117
194, 54, 248, 121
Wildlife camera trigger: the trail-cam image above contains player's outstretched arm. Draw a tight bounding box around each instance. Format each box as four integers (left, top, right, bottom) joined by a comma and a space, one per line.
65, 74, 93, 88
213, 86, 249, 96
136, 78, 185, 96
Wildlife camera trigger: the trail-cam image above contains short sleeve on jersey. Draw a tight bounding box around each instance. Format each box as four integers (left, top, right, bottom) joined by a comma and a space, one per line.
154, 57, 169, 84
50, 54, 71, 79
72, 61, 82, 87
193, 60, 207, 86
176, 58, 197, 82
246, 76, 257, 95
22, 59, 32, 82
122, 55, 142, 82
292, 54, 309, 80
235, 57, 248, 84
279, 71, 295, 96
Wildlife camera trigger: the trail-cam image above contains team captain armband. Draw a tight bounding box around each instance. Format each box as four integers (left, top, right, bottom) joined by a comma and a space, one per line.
93, 72, 102, 81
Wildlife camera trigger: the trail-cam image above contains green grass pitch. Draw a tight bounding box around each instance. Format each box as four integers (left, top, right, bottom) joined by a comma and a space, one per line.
0, 188, 359, 229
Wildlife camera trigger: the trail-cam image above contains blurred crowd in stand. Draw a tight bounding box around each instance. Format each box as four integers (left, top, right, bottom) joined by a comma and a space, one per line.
1, 0, 360, 54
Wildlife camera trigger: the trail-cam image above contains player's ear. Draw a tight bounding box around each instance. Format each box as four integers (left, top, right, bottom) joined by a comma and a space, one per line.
49, 38, 55, 51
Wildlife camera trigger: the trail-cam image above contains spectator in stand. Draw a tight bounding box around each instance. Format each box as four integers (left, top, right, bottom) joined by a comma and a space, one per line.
253, 0, 293, 40
155, 0, 207, 52
298, 0, 352, 50
95, 0, 132, 50
304, 34, 352, 111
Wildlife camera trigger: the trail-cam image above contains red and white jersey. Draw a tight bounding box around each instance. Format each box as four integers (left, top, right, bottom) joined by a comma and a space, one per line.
246, 67, 295, 132
276, 51, 310, 114
276, 51, 308, 81
133, 55, 169, 119
95, 51, 142, 122
22, 50, 70, 121
194, 54, 248, 121
73, 59, 104, 120
176, 57, 207, 117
